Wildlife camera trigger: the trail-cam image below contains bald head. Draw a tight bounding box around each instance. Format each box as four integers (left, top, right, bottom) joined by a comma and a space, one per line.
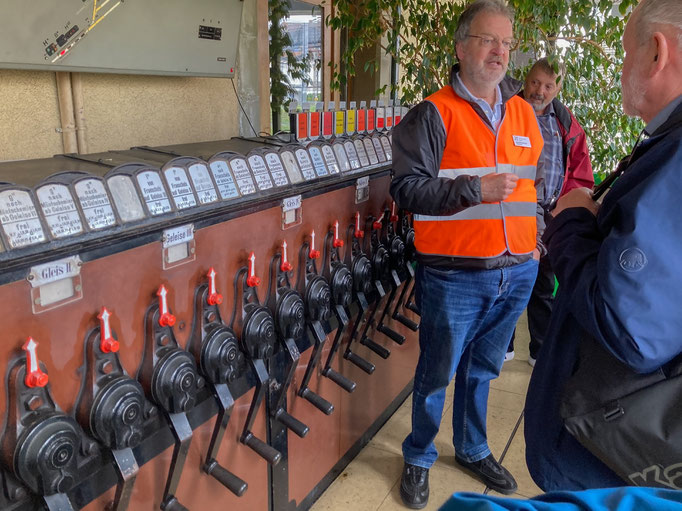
621, 0, 682, 122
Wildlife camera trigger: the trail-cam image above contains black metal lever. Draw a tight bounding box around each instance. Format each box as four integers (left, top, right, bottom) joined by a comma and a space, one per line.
43, 493, 76, 511
272, 339, 310, 438
343, 291, 376, 374
298, 320, 334, 415
161, 412, 192, 511
240, 358, 282, 465
203, 383, 248, 496
322, 305, 357, 393
110, 448, 139, 511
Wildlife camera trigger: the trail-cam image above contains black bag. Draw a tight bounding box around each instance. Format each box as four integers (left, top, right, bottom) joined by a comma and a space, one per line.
560, 333, 682, 489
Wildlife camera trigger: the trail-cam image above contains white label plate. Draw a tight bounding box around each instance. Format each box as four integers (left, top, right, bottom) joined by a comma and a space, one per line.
280, 151, 304, 184
208, 160, 240, 199
294, 149, 317, 181
321, 145, 340, 174
0, 189, 46, 249
363, 137, 379, 165
164, 166, 197, 210
28, 255, 82, 287
353, 139, 371, 168
163, 224, 194, 249
107, 175, 145, 222
333, 143, 351, 172
282, 195, 302, 212
188, 163, 218, 204
308, 146, 329, 177
343, 141, 361, 170
229, 158, 257, 195
264, 153, 290, 187
247, 155, 274, 191
36, 184, 83, 238
372, 136, 387, 163
136, 171, 172, 216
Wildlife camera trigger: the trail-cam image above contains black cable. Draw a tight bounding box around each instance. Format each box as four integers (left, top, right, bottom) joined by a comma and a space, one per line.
230, 77, 260, 138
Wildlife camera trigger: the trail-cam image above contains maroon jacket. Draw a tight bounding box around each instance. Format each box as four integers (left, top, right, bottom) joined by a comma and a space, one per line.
551, 98, 594, 198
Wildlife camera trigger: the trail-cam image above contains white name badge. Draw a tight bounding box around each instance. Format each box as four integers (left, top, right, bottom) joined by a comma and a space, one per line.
512, 135, 531, 148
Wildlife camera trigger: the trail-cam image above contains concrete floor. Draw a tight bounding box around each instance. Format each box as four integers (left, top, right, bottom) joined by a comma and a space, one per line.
311, 312, 541, 511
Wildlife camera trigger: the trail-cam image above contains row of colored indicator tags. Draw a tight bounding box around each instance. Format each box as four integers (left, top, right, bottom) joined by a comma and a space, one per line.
289, 100, 407, 142
0, 132, 394, 253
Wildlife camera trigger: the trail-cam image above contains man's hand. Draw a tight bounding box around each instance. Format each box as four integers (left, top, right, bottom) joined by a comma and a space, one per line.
532, 248, 541, 261
480, 173, 519, 202
552, 187, 600, 217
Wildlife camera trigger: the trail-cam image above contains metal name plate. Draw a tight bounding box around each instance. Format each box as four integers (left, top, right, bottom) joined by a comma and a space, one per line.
308, 146, 329, 177
164, 166, 197, 210
321, 144, 340, 174
0, 189, 46, 249
162, 224, 194, 249
228, 158, 257, 195
353, 139, 371, 168
294, 149, 317, 181
188, 163, 218, 204
36, 184, 83, 238
282, 195, 302, 212
280, 150, 304, 184
372, 136, 387, 163
74, 179, 117, 230
107, 175, 146, 223
381, 135, 393, 160
28, 255, 82, 287
333, 143, 351, 172
28, 254, 83, 313
136, 170, 173, 216
264, 153, 290, 187
247, 155, 274, 191
355, 176, 370, 203
362, 137, 379, 166
343, 141, 362, 170
208, 160, 240, 200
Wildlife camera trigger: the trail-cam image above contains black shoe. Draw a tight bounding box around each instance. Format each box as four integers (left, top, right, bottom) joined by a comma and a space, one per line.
400, 463, 429, 509
455, 454, 517, 495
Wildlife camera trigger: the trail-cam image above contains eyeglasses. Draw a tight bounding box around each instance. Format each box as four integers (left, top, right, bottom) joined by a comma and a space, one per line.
466, 34, 517, 51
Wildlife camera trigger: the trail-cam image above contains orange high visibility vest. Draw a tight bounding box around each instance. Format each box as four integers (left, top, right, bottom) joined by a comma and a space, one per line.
414, 86, 543, 258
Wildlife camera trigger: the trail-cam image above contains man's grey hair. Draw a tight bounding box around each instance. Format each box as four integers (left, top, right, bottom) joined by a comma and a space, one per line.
529, 57, 567, 85
454, 0, 514, 44
634, 0, 682, 48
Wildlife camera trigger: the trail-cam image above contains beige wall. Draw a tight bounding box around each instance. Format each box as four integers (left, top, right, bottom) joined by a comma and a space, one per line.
0, 70, 64, 161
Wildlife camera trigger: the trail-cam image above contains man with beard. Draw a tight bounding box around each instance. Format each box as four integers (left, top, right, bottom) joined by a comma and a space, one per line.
390, 0, 544, 507
505, 58, 593, 366
525, 0, 682, 491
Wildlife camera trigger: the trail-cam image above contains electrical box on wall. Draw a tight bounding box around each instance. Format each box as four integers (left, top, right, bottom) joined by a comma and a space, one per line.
0, 0, 243, 77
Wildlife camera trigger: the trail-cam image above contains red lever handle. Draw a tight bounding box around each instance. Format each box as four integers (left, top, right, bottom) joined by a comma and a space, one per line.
333, 220, 344, 247
247, 251, 261, 287
390, 202, 399, 223
281, 241, 293, 272
98, 307, 120, 353
309, 230, 321, 259
207, 267, 223, 305
22, 337, 49, 388
354, 212, 364, 239
157, 285, 177, 327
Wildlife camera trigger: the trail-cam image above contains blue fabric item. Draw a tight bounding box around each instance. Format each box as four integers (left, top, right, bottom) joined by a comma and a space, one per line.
536, 104, 564, 206
402, 259, 538, 468
456, 72, 503, 130
439, 487, 682, 510
524, 101, 682, 491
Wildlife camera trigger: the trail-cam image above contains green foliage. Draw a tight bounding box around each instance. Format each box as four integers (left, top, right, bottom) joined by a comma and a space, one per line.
269, 0, 313, 118
324, 0, 644, 174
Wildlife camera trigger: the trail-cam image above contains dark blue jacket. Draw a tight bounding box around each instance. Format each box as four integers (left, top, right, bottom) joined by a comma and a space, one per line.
524, 102, 682, 491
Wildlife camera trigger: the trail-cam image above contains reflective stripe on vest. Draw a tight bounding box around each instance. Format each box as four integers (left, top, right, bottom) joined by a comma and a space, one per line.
414, 85, 543, 259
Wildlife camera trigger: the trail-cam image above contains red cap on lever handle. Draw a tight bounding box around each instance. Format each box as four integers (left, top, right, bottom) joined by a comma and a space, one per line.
22, 337, 49, 388
98, 307, 120, 353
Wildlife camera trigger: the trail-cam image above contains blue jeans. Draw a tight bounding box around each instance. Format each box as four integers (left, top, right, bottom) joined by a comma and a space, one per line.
402, 259, 538, 468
